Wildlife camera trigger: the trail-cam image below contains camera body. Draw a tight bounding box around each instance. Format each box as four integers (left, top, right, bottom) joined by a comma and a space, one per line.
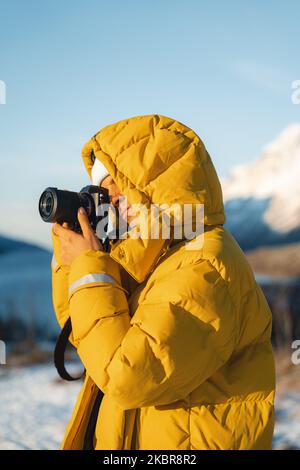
39, 185, 110, 235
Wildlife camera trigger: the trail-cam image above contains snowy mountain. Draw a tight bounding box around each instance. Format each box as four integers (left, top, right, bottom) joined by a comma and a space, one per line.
0, 235, 59, 341
222, 124, 300, 250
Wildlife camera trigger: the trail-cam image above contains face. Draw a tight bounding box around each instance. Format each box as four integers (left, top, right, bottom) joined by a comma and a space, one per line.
100, 175, 134, 224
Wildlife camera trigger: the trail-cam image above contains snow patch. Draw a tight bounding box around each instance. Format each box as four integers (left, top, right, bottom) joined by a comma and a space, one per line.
0, 363, 298, 450
0, 364, 81, 450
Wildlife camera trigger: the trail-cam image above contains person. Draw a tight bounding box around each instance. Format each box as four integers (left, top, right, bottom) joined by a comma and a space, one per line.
51, 114, 275, 450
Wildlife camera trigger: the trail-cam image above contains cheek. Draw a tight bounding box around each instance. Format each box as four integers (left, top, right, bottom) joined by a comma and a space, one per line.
109, 184, 121, 198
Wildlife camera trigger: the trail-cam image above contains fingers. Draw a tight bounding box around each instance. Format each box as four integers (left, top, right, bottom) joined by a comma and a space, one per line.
77, 207, 93, 239
53, 222, 73, 240
53, 210, 93, 242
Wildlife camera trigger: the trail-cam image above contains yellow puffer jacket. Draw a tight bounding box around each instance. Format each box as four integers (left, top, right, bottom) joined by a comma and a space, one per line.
51, 114, 275, 450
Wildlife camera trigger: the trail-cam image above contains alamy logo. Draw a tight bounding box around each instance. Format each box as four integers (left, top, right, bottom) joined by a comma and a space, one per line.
0, 80, 6, 105
95, 198, 205, 250
0, 340, 6, 364
291, 80, 300, 104
291, 340, 300, 365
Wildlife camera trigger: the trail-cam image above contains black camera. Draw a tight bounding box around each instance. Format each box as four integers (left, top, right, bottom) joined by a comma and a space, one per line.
38, 185, 110, 235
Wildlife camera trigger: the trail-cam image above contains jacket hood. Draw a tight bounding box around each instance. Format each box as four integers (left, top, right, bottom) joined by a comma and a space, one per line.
82, 114, 225, 282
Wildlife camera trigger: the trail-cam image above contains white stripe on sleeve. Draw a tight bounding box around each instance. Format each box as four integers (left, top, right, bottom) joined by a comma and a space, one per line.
68, 273, 118, 298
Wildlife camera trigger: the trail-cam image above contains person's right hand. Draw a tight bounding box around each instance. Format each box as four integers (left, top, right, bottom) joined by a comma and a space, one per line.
53, 207, 103, 266
51, 222, 71, 267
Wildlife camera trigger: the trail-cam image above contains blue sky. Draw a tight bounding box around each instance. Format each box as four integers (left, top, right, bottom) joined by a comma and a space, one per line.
0, 0, 300, 248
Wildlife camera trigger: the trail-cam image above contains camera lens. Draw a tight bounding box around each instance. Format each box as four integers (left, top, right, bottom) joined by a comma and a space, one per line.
39, 185, 107, 229
43, 194, 54, 216
39, 188, 58, 222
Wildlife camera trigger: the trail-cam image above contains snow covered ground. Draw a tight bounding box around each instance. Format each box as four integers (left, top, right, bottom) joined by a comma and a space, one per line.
273, 393, 300, 449
0, 363, 81, 450
0, 363, 299, 450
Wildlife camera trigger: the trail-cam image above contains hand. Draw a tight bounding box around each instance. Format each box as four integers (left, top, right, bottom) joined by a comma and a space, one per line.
52, 207, 103, 266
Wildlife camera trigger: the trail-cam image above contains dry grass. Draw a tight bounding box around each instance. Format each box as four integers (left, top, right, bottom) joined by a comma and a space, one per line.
245, 242, 300, 278
275, 349, 300, 396
6, 341, 76, 368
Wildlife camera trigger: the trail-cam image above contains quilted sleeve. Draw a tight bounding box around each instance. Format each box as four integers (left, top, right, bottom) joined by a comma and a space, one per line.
68, 250, 237, 410
51, 229, 77, 347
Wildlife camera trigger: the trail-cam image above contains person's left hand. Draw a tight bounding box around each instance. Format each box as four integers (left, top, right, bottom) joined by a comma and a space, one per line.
53, 207, 103, 266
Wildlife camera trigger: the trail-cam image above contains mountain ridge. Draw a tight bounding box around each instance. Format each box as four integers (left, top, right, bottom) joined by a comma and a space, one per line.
0, 234, 50, 255
222, 124, 300, 250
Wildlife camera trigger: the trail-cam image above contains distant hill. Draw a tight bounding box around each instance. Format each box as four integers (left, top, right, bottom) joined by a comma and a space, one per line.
0, 235, 59, 341
0, 235, 46, 254
222, 124, 300, 250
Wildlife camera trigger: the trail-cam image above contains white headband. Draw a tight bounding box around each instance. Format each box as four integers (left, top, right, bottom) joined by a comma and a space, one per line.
91, 158, 110, 186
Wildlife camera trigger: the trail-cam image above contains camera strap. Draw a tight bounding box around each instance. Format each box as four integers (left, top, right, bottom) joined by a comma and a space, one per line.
54, 317, 85, 381
83, 388, 104, 450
